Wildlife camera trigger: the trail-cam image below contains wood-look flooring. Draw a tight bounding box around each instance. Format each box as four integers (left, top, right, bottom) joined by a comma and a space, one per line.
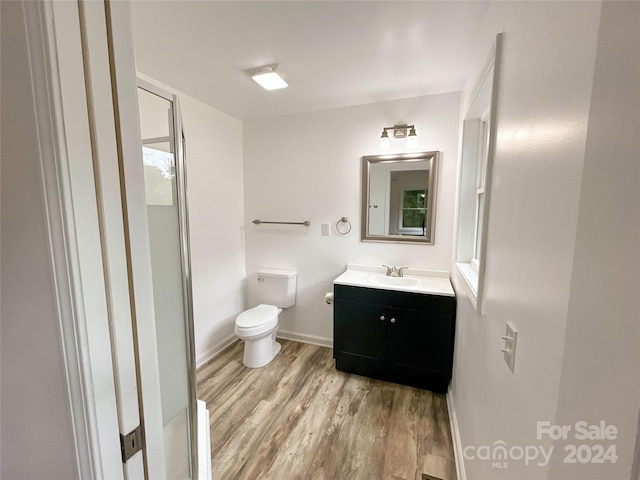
197, 339, 456, 480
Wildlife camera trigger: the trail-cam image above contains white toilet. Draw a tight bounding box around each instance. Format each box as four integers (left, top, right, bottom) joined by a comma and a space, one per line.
234, 268, 297, 368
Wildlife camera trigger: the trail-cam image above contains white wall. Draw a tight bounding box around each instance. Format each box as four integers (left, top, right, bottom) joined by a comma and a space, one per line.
451, 1, 639, 479
243, 92, 460, 344
136, 75, 247, 366
1, 2, 78, 477
550, 2, 640, 478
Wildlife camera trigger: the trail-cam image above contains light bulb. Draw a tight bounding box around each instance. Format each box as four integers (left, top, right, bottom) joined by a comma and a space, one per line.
379, 129, 390, 150
407, 127, 418, 148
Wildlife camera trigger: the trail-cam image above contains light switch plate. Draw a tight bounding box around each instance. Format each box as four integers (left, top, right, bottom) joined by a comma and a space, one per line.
502, 322, 517, 373
321, 223, 330, 236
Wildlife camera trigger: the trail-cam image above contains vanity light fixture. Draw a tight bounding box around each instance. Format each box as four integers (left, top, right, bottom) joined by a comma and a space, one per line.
379, 124, 419, 150
245, 64, 289, 91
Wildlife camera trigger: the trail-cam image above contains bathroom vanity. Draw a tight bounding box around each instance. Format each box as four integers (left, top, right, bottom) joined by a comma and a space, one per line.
333, 265, 456, 393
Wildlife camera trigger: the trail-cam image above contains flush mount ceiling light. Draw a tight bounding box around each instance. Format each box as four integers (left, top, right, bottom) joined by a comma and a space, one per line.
245, 64, 289, 91
379, 124, 418, 150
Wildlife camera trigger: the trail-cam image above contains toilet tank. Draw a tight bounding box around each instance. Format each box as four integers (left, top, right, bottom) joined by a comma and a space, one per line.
257, 268, 297, 308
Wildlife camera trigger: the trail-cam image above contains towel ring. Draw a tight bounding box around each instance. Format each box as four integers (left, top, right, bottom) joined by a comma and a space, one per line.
336, 217, 352, 235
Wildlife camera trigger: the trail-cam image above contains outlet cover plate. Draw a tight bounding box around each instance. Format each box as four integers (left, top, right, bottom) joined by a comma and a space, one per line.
503, 322, 517, 373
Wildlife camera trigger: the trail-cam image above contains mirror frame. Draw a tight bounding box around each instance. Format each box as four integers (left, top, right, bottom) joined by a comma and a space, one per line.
361, 151, 439, 245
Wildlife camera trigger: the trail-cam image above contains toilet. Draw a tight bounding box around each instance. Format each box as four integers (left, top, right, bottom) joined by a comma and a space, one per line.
234, 268, 297, 368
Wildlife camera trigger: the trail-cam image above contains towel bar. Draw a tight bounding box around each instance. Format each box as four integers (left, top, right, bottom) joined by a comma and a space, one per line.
252, 219, 311, 227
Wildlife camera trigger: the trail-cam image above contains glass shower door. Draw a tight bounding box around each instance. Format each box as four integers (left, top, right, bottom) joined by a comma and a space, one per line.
137, 81, 197, 479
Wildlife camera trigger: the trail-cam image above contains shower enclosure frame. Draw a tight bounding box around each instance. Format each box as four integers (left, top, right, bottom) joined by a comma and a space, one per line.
137, 77, 199, 479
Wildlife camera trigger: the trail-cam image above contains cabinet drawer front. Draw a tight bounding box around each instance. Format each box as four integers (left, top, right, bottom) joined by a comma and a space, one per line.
334, 284, 455, 314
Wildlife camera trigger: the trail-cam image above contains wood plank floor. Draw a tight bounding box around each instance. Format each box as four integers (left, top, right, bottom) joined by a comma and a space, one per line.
197, 339, 457, 480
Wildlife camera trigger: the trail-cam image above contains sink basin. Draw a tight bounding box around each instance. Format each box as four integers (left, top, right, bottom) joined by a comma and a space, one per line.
334, 265, 455, 296
368, 275, 418, 287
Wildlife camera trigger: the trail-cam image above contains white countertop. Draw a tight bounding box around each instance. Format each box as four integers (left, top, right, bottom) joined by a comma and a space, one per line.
333, 264, 455, 297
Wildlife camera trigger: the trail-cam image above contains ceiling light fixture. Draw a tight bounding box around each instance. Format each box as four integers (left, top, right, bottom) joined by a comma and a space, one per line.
245, 64, 289, 91
379, 124, 419, 150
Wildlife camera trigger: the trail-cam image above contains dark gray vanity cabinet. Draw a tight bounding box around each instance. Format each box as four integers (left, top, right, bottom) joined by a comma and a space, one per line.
333, 284, 456, 393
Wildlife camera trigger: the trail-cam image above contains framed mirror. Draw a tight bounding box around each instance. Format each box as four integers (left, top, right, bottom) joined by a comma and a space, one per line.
362, 151, 439, 244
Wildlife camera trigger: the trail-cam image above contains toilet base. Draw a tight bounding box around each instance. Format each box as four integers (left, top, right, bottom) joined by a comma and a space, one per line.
242, 330, 281, 368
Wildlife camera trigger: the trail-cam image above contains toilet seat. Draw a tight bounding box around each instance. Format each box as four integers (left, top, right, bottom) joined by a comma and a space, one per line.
235, 304, 278, 337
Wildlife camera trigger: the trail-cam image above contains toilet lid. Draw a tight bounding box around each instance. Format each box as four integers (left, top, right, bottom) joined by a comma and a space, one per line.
236, 304, 278, 329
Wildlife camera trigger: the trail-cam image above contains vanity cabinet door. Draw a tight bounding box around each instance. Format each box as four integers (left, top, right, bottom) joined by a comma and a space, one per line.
334, 299, 387, 378
386, 308, 454, 393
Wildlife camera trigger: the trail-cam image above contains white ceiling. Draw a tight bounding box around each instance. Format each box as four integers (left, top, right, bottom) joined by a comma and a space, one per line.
130, 1, 490, 120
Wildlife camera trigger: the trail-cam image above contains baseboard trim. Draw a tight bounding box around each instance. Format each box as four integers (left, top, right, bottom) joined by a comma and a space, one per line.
197, 330, 333, 367
277, 329, 333, 348
446, 391, 467, 480
196, 333, 238, 368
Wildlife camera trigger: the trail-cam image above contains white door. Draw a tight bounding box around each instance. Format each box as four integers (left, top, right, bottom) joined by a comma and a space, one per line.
30, 1, 167, 477
368, 163, 390, 235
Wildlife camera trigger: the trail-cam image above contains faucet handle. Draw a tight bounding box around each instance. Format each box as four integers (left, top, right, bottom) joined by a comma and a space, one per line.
382, 264, 393, 276
397, 267, 408, 277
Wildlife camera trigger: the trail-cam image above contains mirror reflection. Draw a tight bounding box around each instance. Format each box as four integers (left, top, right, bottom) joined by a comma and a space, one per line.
362, 151, 439, 244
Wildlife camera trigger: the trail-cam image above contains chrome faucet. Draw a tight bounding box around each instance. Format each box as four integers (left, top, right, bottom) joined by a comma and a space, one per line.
382, 265, 408, 277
